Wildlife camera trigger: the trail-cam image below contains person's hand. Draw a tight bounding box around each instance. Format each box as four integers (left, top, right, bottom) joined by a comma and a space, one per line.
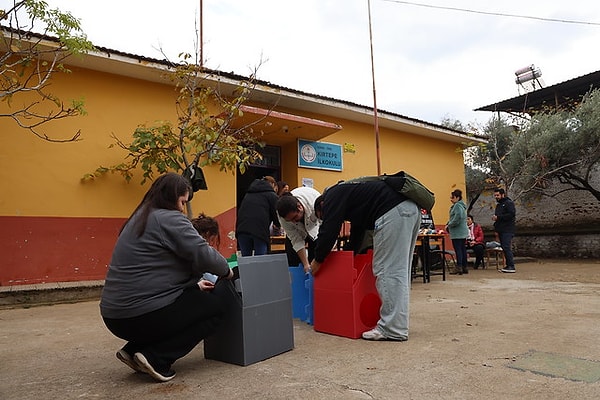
492, 215, 498, 221
198, 279, 215, 291
310, 260, 322, 276
302, 263, 311, 274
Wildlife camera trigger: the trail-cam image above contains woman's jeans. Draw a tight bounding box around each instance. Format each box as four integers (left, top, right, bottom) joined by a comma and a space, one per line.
237, 233, 268, 256
452, 238, 467, 268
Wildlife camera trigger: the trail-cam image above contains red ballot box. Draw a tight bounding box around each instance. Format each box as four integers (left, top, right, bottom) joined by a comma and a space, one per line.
313, 250, 381, 339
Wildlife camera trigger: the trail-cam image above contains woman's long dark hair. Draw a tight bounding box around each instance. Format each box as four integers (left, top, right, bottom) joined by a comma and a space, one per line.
120, 173, 192, 237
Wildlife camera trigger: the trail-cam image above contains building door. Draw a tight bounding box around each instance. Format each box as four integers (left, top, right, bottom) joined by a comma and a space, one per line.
236, 145, 281, 209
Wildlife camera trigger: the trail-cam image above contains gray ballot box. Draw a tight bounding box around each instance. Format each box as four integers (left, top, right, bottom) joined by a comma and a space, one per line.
203, 253, 294, 366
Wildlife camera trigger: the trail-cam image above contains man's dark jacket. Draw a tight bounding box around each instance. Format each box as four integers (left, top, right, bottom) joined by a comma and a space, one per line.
494, 196, 516, 234
314, 180, 407, 263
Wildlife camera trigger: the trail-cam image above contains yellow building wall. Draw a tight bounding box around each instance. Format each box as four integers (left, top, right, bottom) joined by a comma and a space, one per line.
0, 65, 238, 285
0, 67, 235, 218
280, 118, 465, 226
0, 61, 466, 286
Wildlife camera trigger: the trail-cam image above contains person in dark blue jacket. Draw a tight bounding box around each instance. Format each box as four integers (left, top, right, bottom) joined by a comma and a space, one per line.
236, 176, 281, 256
492, 187, 517, 273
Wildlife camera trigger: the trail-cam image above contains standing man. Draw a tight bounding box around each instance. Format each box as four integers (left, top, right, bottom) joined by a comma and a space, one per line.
276, 186, 321, 273
492, 187, 516, 273
310, 180, 420, 341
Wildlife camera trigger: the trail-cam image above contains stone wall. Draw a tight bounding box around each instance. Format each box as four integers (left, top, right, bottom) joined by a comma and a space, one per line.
511, 233, 600, 259
468, 177, 600, 259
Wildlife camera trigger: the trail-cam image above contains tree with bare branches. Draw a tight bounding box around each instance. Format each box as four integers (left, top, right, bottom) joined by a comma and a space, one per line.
1, 0, 94, 142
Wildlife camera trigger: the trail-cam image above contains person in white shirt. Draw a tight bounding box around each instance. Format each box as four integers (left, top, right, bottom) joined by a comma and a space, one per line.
276, 186, 321, 272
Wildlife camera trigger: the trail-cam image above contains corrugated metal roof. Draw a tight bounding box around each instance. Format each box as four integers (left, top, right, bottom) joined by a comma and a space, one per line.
475, 70, 600, 114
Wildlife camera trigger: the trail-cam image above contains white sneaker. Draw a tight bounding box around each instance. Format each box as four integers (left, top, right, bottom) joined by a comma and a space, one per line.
362, 327, 387, 340
362, 327, 408, 341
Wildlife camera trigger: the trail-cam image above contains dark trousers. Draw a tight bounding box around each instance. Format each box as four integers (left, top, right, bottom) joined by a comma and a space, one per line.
284, 236, 316, 266
237, 233, 268, 256
467, 243, 485, 267
103, 282, 233, 373
452, 238, 467, 268
497, 232, 515, 267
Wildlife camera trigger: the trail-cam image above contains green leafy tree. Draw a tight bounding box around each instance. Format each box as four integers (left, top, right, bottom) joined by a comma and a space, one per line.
460, 115, 526, 213
1, 0, 94, 142
464, 88, 600, 205
83, 44, 268, 215
439, 115, 491, 210
507, 89, 600, 201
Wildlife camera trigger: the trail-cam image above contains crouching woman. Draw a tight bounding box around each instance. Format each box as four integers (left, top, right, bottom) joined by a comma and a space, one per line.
100, 173, 233, 382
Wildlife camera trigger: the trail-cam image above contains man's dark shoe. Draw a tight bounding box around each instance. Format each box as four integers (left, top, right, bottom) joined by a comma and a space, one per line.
462, 267, 469, 274
133, 352, 176, 382
450, 266, 462, 275
501, 266, 516, 273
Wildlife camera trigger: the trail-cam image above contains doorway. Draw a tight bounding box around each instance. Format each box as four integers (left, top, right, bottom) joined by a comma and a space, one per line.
236, 145, 281, 208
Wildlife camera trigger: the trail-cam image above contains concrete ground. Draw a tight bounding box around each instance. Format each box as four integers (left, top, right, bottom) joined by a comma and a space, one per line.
1, 259, 600, 400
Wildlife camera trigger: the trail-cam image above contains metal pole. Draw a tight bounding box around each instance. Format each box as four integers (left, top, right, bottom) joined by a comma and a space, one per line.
199, 0, 203, 68
367, 0, 381, 175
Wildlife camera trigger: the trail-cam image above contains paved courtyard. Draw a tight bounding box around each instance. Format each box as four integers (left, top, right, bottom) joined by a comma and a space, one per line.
1, 259, 599, 399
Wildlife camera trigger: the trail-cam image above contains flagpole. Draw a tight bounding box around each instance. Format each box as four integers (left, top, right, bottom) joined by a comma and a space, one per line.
367, 0, 381, 175
199, 0, 203, 68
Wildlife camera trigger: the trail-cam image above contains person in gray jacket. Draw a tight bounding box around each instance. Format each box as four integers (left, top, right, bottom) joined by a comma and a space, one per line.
445, 189, 469, 275
100, 173, 233, 382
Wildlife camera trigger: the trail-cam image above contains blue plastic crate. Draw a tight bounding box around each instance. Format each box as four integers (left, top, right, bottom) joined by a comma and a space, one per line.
289, 265, 313, 324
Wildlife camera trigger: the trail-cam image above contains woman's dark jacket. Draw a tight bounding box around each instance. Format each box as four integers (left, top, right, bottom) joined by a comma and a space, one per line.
235, 179, 281, 244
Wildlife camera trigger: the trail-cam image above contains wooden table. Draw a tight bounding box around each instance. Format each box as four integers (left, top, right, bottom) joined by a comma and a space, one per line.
270, 235, 287, 253
414, 233, 447, 282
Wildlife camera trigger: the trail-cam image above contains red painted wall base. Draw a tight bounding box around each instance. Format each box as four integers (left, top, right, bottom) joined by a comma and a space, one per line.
1, 210, 238, 287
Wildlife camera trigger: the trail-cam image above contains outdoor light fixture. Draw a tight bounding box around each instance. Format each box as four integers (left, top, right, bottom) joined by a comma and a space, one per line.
515, 64, 544, 93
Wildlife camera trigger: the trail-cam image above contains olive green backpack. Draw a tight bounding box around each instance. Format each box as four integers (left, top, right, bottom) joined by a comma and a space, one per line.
341, 170, 435, 211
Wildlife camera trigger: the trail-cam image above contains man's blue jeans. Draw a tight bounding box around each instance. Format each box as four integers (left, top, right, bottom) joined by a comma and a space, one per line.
497, 231, 515, 267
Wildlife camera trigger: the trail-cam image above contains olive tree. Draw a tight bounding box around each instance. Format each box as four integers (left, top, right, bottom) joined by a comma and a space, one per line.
465, 88, 600, 203
508, 89, 600, 201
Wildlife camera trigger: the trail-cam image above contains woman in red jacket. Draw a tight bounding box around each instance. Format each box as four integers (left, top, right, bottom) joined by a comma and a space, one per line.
466, 215, 485, 269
